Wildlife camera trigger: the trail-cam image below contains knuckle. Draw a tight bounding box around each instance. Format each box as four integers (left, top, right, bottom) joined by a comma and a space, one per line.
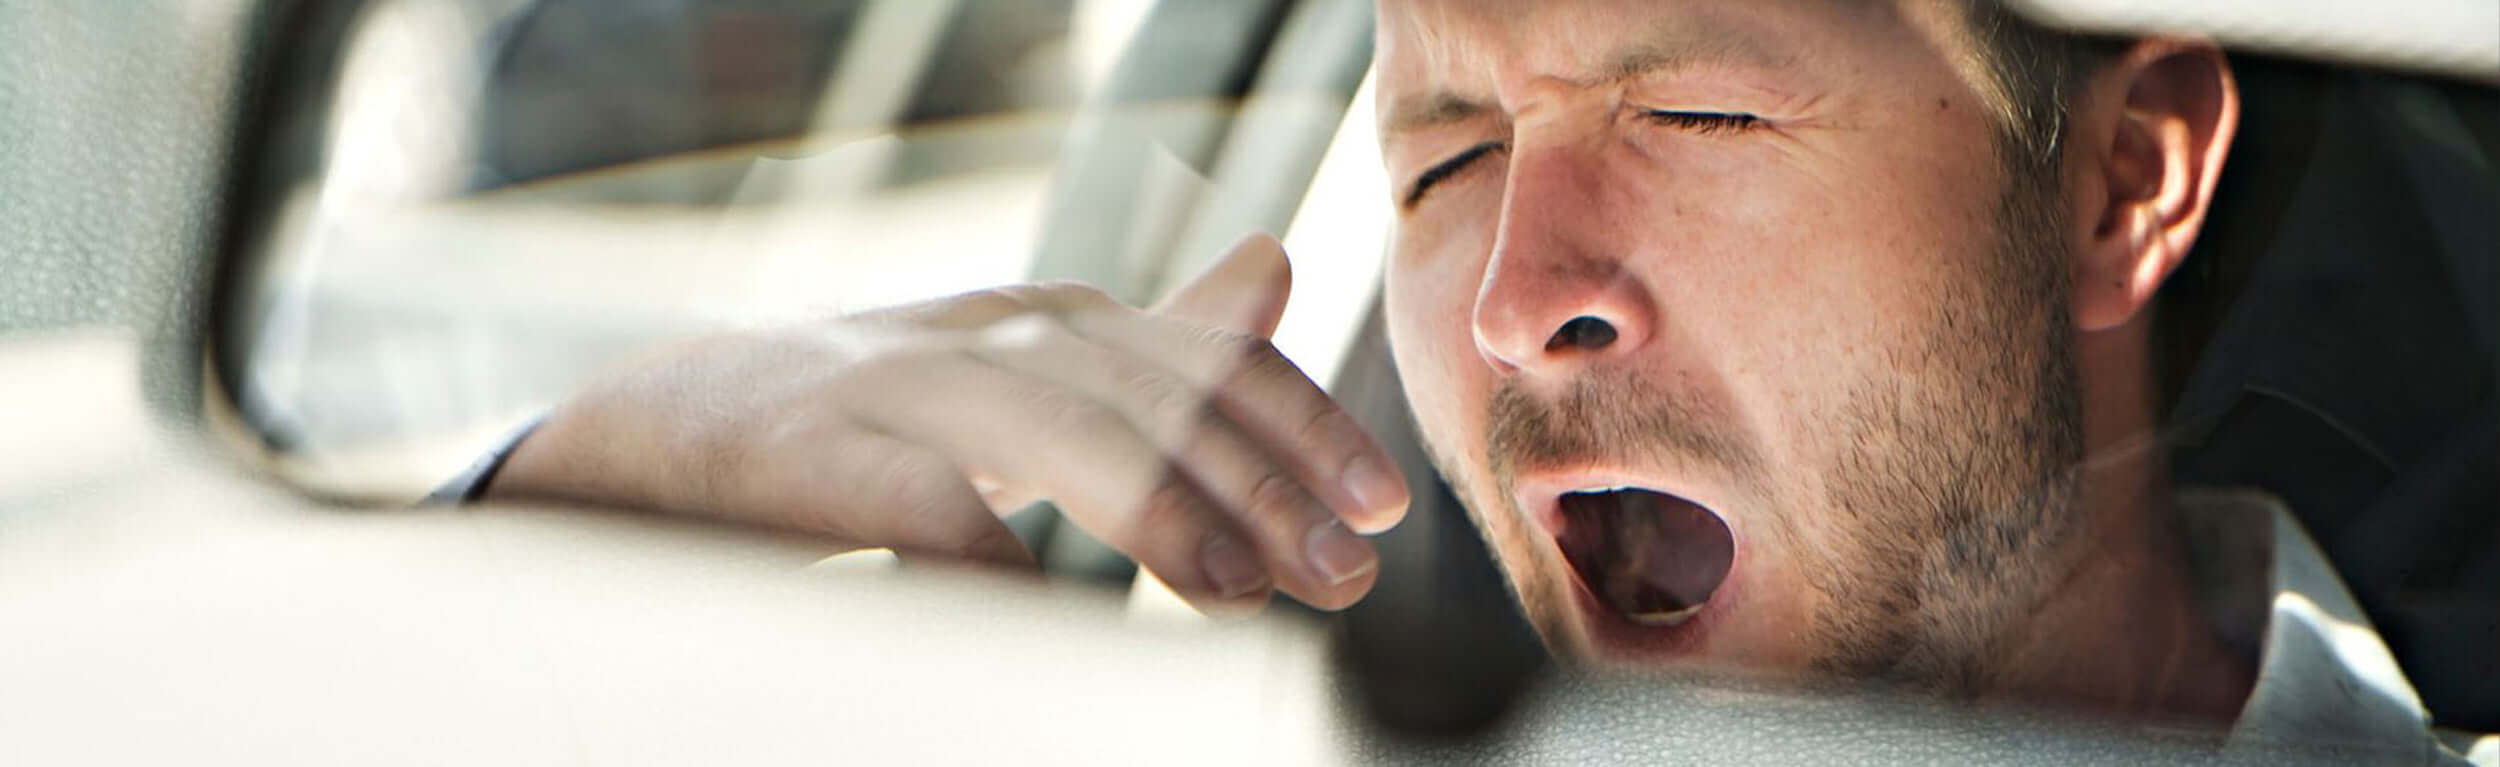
1031, 387, 1128, 443
1292, 405, 1355, 451
996, 281, 1130, 330
1033, 279, 1113, 306
1189, 322, 1248, 351
872, 454, 982, 541
1234, 337, 1302, 384
1173, 320, 1240, 351
949, 287, 1033, 316
845, 344, 951, 384
1127, 370, 1206, 427
862, 446, 945, 500
977, 312, 1063, 352
1136, 476, 1207, 533
998, 280, 1114, 316
740, 410, 839, 478
1189, 329, 1257, 378
874, 449, 952, 501
1243, 469, 1308, 523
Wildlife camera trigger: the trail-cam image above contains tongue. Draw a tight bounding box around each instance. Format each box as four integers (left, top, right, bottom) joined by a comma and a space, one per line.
1555, 489, 1734, 625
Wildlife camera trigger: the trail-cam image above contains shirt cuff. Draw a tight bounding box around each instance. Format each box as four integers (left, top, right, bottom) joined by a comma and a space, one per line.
420, 415, 547, 506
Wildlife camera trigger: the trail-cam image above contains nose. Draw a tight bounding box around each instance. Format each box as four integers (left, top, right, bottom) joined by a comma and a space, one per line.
1470, 138, 1658, 376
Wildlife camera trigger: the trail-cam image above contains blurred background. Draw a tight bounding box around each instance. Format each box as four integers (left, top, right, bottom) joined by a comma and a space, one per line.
215, 0, 1380, 499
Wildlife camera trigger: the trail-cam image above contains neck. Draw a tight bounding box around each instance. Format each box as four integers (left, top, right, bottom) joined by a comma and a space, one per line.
1983, 313, 2253, 724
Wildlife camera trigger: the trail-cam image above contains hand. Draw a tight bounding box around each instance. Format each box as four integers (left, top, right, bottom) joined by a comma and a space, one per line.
484, 234, 1412, 611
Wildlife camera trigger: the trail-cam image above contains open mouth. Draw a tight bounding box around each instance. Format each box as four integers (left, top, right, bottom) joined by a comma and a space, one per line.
1553, 487, 1736, 627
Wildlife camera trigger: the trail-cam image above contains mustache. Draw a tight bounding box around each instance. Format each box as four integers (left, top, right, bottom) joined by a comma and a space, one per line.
1485, 371, 1759, 487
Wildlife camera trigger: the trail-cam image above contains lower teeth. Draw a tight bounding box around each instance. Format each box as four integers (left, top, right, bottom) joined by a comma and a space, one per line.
1625, 603, 1703, 626
1590, 493, 1717, 624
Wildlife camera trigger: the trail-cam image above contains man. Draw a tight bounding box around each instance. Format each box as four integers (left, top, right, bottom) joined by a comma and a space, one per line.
442, 0, 2489, 761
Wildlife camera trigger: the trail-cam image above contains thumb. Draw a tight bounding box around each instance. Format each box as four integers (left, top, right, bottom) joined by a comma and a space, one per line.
1151, 233, 1292, 338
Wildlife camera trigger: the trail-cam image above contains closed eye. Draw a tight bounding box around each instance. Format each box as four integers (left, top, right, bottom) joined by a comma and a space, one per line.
1401, 140, 1506, 210
1400, 112, 1754, 210
1643, 110, 1763, 135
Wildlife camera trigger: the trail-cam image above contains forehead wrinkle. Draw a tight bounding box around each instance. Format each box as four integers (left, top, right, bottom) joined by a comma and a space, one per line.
1581, 26, 1795, 87
1378, 0, 1803, 138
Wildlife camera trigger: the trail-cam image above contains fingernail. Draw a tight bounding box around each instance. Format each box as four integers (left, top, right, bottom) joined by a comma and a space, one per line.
1341, 455, 1405, 516
1304, 520, 1376, 586
1201, 535, 1269, 598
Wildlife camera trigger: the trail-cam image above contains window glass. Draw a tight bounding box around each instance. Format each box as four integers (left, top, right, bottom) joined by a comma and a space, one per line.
230, 0, 1375, 496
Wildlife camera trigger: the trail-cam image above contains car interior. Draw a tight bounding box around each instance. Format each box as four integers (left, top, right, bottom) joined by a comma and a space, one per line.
3, 0, 2494, 763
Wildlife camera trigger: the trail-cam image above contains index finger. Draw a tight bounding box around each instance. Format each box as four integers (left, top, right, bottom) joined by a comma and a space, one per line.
1008, 284, 1410, 533
1189, 331, 1410, 534
1152, 233, 1293, 339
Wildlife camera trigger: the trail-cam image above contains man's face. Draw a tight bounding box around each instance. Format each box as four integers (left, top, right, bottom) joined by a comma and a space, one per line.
1375, 0, 2087, 689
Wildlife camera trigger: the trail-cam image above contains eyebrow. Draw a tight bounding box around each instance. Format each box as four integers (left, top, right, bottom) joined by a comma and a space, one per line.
1384, 92, 1491, 136
1381, 27, 1786, 138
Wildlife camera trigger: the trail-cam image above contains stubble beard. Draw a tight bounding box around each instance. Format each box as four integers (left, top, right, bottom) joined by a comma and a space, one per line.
1431, 160, 2087, 699
1797, 163, 2085, 696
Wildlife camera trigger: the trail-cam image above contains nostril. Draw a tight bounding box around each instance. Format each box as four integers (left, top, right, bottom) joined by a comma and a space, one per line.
1546, 315, 1618, 352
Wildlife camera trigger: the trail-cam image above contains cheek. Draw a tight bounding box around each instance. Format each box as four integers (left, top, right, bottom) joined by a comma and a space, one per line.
1634, 141, 1998, 445
1384, 217, 1500, 453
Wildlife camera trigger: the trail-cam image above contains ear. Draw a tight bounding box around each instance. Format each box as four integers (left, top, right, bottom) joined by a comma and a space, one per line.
2068, 38, 2239, 332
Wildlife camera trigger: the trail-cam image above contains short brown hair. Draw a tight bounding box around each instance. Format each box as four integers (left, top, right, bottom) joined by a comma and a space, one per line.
1959, 1, 2125, 172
